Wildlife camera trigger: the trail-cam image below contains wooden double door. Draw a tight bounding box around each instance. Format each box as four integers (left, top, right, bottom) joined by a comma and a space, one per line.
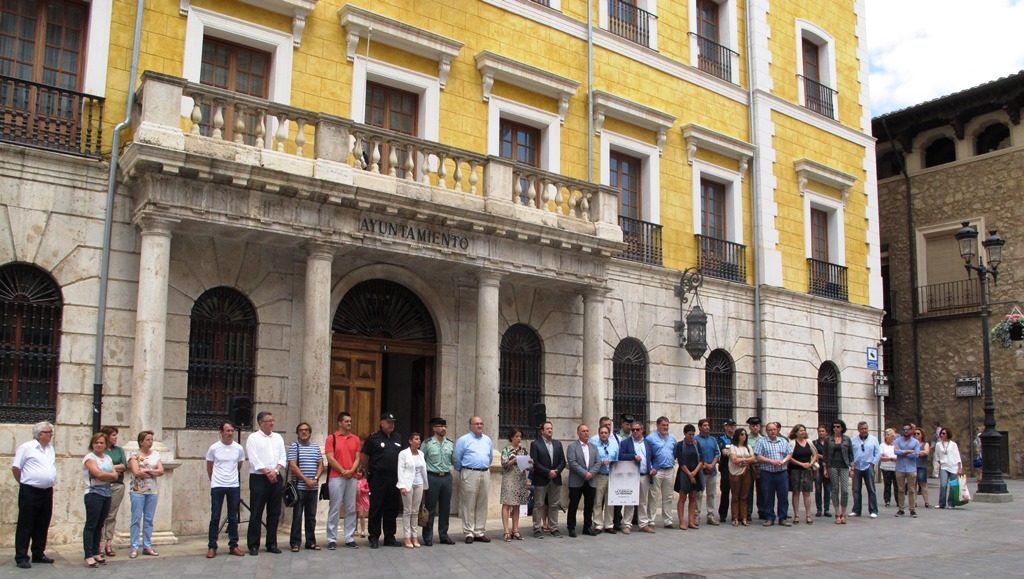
329, 336, 435, 440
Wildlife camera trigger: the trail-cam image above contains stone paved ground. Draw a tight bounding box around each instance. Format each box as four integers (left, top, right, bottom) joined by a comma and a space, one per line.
5, 479, 1023, 578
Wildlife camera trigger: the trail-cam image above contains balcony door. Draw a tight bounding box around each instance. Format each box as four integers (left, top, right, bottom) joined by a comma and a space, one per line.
199, 37, 270, 145
365, 82, 418, 176
810, 208, 829, 262
0, 0, 88, 148
499, 119, 540, 205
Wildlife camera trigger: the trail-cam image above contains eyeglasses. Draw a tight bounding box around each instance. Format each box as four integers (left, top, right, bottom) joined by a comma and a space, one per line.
39, 431, 53, 434
631, 428, 642, 432
832, 425, 841, 429
298, 428, 311, 432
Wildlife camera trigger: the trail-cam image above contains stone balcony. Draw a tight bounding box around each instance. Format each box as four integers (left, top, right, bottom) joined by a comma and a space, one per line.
122, 72, 623, 285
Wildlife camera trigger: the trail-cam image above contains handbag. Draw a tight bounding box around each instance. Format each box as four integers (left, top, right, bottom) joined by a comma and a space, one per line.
283, 476, 299, 508
320, 434, 333, 501
417, 496, 429, 527
957, 474, 971, 504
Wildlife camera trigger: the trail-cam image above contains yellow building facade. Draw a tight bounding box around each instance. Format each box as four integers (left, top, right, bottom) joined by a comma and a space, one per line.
0, 0, 881, 543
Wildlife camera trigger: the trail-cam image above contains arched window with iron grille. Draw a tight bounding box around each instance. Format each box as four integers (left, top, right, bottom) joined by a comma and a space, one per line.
817, 361, 840, 427
0, 263, 62, 423
705, 349, 734, 433
186, 287, 258, 429
499, 324, 543, 436
613, 338, 648, 426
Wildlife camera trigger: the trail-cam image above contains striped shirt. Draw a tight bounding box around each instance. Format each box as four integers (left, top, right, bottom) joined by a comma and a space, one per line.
754, 436, 792, 473
287, 440, 322, 490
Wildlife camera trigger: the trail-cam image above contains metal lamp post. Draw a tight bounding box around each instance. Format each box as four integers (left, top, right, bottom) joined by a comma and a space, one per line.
954, 221, 1009, 496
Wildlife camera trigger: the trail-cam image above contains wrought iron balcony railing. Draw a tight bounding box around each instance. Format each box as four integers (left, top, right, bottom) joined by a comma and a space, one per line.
0, 75, 104, 158
799, 75, 837, 120
618, 215, 662, 266
608, 0, 656, 48
696, 234, 746, 282
808, 258, 848, 301
916, 279, 980, 318
690, 33, 737, 83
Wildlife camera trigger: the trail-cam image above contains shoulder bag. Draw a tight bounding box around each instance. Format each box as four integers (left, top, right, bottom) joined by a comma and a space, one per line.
320, 435, 333, 501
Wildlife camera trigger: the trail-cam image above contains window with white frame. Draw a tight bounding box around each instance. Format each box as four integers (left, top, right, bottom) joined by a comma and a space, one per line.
182, 6, 294, 123
351, 57, 440, 142
688, 0, 738, 83
915, 221, 981, 314
795, 20, 837, 119
599, 0, 659, 50
691, 162, 744, 281
601, 131, 659, 224
803, 192, 844, 265
486, 97, 560, 172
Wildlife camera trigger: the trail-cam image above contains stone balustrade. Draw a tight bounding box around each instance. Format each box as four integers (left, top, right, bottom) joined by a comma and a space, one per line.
131, 72, 622, 240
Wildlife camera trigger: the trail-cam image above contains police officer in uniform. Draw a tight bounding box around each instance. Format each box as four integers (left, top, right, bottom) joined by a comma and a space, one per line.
717, 418, 737, 524
360, 412, 406, 549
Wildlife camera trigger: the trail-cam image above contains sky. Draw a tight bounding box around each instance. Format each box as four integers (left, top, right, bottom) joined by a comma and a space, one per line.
865, 0, 1024, 116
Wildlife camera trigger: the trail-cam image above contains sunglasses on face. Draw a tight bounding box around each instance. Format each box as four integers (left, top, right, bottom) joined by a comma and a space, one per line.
631, 428, 642, 432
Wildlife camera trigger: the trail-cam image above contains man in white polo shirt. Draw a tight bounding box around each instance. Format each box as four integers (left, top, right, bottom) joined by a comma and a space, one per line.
206, 421, 247, 558
11, 421, 57, 569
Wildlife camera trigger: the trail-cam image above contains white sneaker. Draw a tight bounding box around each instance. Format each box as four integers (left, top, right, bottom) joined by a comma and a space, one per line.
869, 513, 878, 519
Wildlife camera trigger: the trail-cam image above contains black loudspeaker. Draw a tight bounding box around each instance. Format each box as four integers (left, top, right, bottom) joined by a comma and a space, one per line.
230, 396, 253, 429
531, 403, 547, 430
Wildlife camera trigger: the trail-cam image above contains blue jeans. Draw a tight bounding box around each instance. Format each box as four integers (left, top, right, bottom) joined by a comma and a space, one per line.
208, 486, 240, 550
938, 469, 957, 508
129, 493, 158, 550
83, 492, 111, 559
761, 470, 789, 521
852, 467, 877, 515
815, 466, 831, 513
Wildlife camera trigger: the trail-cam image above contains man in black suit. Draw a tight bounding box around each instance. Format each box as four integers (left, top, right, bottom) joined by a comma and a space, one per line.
530, 421, 565, 538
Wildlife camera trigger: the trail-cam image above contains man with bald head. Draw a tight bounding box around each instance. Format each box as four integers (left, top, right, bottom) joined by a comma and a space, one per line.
566, 423, 601, 537
454, 416, 493, 543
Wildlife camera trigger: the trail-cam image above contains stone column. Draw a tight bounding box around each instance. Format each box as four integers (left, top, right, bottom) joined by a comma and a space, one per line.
130, 217, 176, 439
581, 289, 606, 429
301, 243, 334, 438
475, 271, 502, 444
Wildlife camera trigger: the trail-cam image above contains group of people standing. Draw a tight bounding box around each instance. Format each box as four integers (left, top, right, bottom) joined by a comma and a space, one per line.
11, 411, 974, 569
12, 422, 163, 569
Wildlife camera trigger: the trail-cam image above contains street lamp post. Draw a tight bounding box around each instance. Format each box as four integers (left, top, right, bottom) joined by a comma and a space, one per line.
954, 222, 1009, 497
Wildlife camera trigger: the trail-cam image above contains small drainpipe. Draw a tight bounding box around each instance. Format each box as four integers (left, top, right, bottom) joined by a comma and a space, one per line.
92, 0, 145, 432
586, 0, 594, 182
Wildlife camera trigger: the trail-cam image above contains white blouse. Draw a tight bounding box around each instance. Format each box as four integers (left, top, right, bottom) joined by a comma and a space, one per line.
934, 440, 962, 474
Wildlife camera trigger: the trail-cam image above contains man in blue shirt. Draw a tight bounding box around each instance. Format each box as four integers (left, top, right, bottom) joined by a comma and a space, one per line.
851, 421, 881, 518
695, 418, 722, 526
453, 416, 494, 543
645, 416, 677, 529
893, 423, 921, 518
754, 421, 793, 526
592, 418, 619, 533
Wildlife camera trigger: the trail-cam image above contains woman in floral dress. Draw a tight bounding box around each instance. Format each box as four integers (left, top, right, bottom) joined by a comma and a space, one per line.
499, 428, 531, 542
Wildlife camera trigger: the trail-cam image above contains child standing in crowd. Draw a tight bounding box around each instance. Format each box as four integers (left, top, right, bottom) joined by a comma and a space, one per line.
357, 474, 370, 537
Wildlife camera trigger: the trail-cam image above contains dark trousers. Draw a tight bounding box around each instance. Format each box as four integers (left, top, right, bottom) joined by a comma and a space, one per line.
881, 469, 896, 505
15, 484, 53, 563
290, 489, 319, 548
209, 486, 240, 549
746, 470, 764, 520
83, 492, 111, 559
368, 475, 400, 540
566, 484, 595, 532
852, 467, 878, 515
815, 467, 832, 513
247, 474, 282, 550
718, 466, 731, 521
761, 470, 789, 521
422, 472, 452, 542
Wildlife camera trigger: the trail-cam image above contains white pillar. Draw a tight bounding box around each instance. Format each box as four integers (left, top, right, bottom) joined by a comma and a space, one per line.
475, 271, 501, 442
582, 289, 606, 429
301, 243, 334, 438
130, 217, 176, 439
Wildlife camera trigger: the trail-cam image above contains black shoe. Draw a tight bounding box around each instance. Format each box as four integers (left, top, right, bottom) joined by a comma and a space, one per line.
568, 529, 577, 538
345, 542, 359, 549
421, 539, 432, 547
583, 529, 599, 536
383, 537, 402, 547
896, 510, 905, 517
533, 531, 543, 539
475, 535, 491, 543
368, 538, 379, 549
464, 536, 474, 544
823, 512, 832, 517
327, 542, 337, 551
248, 548, 259, 556
31, 556, 54, 564
16, 560, 31, 569
266, 547, 282, 554
603, 528, 617, 534
440, 537, 456, 545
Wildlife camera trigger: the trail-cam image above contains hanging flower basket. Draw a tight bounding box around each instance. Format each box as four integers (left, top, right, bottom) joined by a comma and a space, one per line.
991, 312, 1024, 349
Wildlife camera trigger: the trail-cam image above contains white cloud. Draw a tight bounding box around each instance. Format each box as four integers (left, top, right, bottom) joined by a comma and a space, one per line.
866, 0, 1024, 116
